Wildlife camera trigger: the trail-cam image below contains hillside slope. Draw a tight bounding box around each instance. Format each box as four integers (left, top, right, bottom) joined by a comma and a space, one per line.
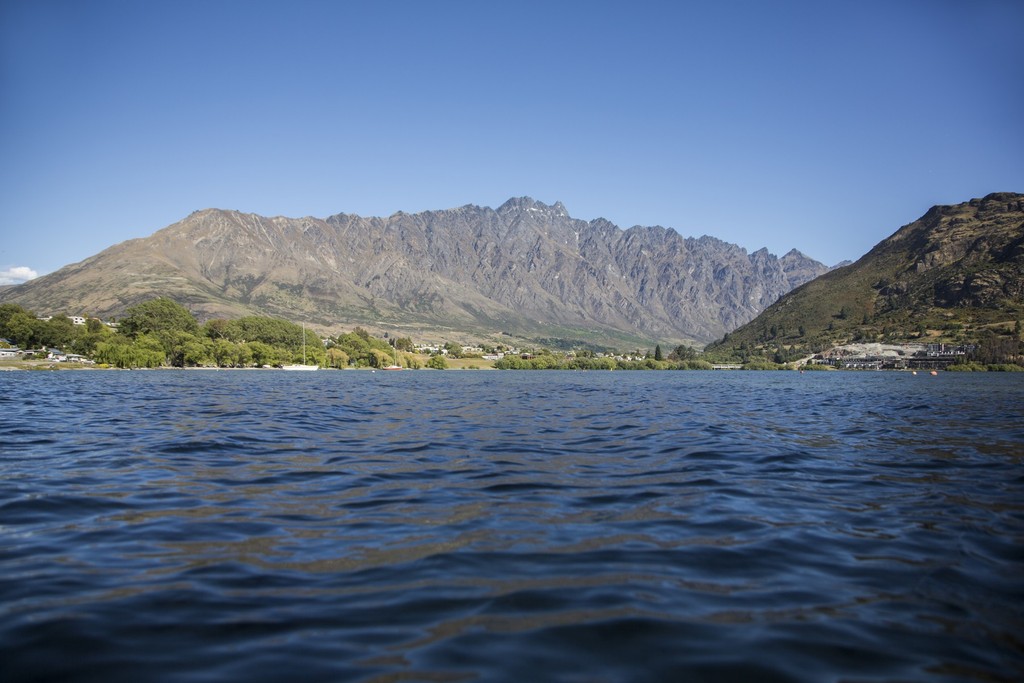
706, 192, 1024, 358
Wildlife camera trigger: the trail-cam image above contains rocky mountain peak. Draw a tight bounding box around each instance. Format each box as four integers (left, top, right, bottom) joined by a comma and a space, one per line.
497, 196, 569, 217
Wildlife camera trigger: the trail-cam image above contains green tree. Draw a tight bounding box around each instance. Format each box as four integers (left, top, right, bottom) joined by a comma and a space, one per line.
971, 336, 1020, 365
530, 352, 560, 369
42, 315, 78, 348
235, 343, 253, 367
155, 330, 204, 366
246, 341, 277, 367
654, 344, 664, 361
2, 310, 42, 348
94, 334, 165, 368
70, 326, 111, 357
204, 319, 232, 339
669, 344, 698, 361
221, 317, 297, 346
120, 298, 199, 337
444, 342, 464, 358
0, 303, 31, 330
368, 348, 391, 369
182, 339, 213, 367
494, 355, 524, 369
335, 331, 371, 363
212, 338, 239, 367
325, 347, 349, 369
133, 334, 167, 367
93, 337, 129, 366
332, 328, 392, 367
427, 354, 448, 369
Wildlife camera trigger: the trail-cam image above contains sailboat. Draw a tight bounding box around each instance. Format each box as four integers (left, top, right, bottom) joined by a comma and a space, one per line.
282, 323, 319, 371
383, 345, 403, 370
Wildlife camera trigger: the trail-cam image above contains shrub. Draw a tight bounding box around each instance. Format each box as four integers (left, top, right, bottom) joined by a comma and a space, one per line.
743, 360, 786, 370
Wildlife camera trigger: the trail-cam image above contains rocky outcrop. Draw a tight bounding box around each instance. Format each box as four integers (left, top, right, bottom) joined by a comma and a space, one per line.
874, 192, 1024, 311
1, 198, 829, 343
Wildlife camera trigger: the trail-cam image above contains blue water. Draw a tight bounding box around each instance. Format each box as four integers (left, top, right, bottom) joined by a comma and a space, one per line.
1, 370, 1022, 682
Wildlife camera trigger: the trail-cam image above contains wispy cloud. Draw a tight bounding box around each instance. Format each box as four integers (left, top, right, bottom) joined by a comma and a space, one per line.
0, 266, 39, 285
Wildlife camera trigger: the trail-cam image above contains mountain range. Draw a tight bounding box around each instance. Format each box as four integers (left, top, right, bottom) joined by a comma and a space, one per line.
0, 198, 828, 345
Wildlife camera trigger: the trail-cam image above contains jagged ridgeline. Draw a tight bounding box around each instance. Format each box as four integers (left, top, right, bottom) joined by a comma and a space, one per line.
706, 192, 1024, 361
0, 198, 826, 345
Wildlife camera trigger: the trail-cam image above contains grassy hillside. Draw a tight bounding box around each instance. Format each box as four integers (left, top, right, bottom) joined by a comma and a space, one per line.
705, 192, 1024, 362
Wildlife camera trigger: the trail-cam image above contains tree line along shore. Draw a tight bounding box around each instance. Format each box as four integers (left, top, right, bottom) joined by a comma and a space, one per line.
2, 298, 1021, 372
0, 298, 701, 371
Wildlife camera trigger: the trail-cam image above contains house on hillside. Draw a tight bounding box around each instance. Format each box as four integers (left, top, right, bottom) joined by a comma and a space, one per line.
926, 343, 975, 357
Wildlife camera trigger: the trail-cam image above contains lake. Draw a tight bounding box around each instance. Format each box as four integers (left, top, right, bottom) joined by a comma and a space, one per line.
1, 370, 1022, 682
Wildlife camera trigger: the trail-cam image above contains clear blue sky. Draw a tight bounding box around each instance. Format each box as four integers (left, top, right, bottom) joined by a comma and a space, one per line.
2, 0, 1022, 284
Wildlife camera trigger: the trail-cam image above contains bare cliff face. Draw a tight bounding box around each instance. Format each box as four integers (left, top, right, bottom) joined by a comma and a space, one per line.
1, 198, 827, 344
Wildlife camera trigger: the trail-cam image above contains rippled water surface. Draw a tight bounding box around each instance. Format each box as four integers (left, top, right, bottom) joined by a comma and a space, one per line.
2, 370, 1023, 682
